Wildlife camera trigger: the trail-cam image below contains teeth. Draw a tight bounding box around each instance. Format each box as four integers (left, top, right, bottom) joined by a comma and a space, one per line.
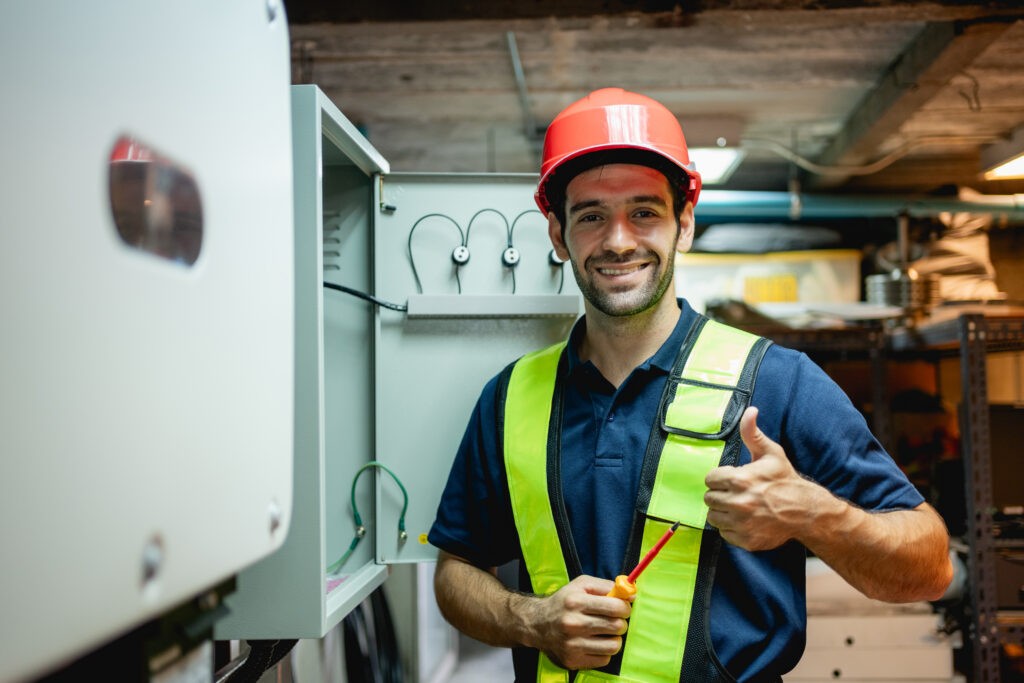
598, 264, 644, 275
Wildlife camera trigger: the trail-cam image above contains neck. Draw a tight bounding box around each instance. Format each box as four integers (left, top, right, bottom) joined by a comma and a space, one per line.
577, 291, 681, 389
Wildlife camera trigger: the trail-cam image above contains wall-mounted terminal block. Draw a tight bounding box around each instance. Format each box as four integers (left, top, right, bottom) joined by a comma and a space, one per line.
452, 245, 471, 265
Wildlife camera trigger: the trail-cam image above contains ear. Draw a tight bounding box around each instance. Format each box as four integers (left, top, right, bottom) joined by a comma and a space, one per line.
548, 212, 570, 262
676, 201, 695, 254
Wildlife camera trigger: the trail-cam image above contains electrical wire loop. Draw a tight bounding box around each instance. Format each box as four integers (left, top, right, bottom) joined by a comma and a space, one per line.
466, 208, 515, 293
327, 461, 409, 575
406, 207, 568, 297
407, 213, 466, 294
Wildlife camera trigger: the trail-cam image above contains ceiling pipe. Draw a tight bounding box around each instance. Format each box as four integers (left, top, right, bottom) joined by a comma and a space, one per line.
743, 135, 1001, 177
506, 31, 543, 143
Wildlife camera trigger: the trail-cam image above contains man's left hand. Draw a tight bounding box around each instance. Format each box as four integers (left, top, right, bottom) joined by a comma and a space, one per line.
704, 406, 815, 551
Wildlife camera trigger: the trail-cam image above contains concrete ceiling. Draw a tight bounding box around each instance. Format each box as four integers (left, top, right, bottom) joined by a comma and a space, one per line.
283, 1, 1024, 197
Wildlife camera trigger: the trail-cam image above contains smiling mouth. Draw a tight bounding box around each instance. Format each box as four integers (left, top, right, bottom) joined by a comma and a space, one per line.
596, 263, 648, 276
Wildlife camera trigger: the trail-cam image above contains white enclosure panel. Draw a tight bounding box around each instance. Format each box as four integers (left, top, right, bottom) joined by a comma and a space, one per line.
373, 173, 582, 564
0, 3, 294, 680
216, 86, 389, 639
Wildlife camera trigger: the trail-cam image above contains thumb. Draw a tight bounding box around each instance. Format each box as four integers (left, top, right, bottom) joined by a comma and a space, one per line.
740, 406, 781, 463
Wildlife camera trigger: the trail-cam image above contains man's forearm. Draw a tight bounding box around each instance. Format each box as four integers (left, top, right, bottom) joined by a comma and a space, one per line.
799, 491, 953, 603
434, 551, 535, 649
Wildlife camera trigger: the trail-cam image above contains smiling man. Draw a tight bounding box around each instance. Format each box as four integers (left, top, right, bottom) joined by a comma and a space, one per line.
428, 88, 952, 682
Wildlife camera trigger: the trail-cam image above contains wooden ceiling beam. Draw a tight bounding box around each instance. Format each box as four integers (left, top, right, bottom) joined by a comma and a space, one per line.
811, 19, 1014, 188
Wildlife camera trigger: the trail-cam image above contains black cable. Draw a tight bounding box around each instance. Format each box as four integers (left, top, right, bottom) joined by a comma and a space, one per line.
223, 639, 296, 683
465, 208, 511, 246
467, 208, 515, 294
407, 213, 465, 295
342, 605, 377, 683
323, 282, 408, 312
370, 589, 404, 683
267, 640, 297, 671
510, 209, 568, 294
509, 209, 543, 244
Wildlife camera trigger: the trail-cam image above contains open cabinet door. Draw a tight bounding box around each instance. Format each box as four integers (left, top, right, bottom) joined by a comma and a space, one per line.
217, 85, 390, 639
218, 85, 581, 640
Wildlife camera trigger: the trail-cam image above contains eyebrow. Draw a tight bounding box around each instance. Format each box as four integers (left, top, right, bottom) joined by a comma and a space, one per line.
568, 195, 669, 216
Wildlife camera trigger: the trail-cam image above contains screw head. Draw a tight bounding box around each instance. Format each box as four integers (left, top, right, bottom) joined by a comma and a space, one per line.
268, 500, 282, 535
142, 536, 164, 585
197, 591, 220, 611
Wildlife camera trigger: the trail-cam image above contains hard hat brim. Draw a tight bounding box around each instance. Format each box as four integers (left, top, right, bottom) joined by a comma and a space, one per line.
535, 144, 702, 215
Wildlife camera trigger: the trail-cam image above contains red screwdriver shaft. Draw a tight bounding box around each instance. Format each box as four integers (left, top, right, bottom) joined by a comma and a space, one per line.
626, 521, 681, 583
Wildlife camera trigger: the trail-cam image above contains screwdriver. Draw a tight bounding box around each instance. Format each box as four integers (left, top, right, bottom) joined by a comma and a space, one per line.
606, 521, 680, 600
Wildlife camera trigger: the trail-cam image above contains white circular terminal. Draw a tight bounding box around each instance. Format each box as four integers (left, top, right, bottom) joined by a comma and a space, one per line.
549, 249, 566, 266
452, 245, 470, 265
502, 247, 520, 267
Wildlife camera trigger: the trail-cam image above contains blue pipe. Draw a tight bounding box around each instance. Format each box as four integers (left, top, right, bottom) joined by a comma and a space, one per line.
695, 190, 1024, 222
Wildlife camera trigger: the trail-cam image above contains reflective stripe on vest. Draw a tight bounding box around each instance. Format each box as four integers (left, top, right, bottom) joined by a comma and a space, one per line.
504, 340, 571, 683
504, 318, 768, 683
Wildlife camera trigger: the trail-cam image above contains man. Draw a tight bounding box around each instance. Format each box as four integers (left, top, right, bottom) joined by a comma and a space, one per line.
428, 88, 952, 682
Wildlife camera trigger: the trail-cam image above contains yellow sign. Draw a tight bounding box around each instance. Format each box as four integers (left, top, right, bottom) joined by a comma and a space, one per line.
744, 274, 798, 303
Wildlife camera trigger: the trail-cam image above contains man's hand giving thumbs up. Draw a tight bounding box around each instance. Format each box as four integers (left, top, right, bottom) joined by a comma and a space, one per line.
703, 405, 954, 602
704, 406, 813, 552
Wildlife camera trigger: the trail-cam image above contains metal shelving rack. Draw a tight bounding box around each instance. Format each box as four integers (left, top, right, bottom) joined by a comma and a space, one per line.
891, 314, 1024, 682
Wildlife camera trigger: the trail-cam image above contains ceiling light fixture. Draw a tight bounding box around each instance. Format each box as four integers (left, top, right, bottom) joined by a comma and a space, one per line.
689, 146, 745, 185
981, 123, 1024, 180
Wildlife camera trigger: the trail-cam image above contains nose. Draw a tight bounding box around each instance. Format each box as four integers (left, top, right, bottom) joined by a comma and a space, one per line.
602, 213, 638, 255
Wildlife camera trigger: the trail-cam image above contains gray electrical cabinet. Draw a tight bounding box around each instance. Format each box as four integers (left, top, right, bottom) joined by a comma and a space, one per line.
216, 85, 581, 639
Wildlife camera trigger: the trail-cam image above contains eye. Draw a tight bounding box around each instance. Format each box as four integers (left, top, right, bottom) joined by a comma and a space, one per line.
633, 208, 660, 219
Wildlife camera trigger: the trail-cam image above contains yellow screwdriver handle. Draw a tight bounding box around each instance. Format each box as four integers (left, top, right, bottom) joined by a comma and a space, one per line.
606, 574, 637, 600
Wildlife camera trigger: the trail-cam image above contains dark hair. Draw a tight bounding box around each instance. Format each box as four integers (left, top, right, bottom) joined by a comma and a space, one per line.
544, 149, 690, 235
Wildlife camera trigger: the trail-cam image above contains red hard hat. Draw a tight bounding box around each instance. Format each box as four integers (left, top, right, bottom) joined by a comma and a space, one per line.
535, 88, 702, 214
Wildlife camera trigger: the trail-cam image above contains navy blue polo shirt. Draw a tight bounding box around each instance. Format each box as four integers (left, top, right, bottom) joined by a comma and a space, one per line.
429, 299, 924, 681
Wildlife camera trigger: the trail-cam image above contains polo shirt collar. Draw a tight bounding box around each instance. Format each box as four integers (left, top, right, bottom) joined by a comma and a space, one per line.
564, 298, 700, 379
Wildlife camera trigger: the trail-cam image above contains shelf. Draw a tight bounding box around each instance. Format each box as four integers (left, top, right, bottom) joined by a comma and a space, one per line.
406, 294, 581, 318
890, 313, 1024, 353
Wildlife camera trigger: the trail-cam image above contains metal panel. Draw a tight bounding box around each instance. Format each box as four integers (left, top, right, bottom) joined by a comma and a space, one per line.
216, 86, 385, 639
0, 3, 294, 680
373, 172, 581, 564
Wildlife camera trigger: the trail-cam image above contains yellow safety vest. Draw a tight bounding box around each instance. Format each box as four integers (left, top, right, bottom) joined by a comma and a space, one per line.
502, 315, 771, 683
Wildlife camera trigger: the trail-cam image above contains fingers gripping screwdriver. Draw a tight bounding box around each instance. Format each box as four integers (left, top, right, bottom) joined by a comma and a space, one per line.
606, 521, 681, 600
